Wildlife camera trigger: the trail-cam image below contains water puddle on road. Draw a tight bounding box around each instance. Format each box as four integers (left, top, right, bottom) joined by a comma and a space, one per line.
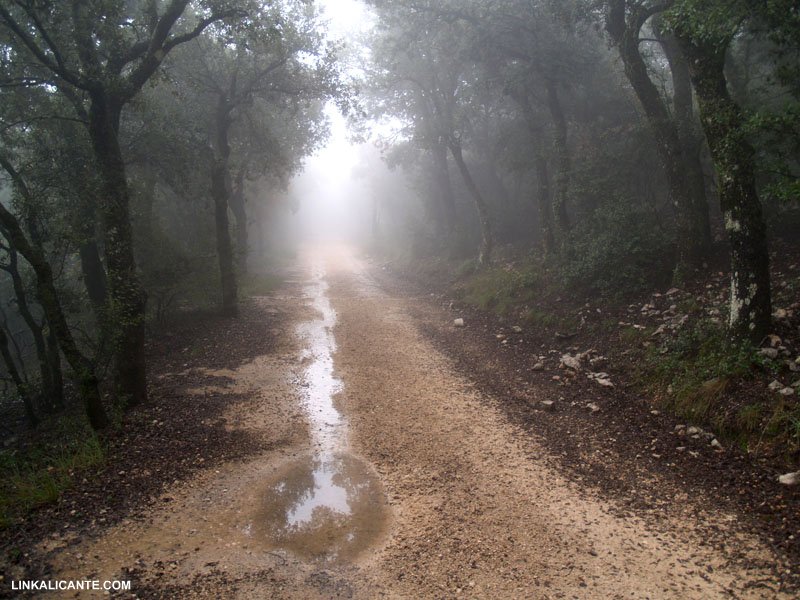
255, 261, 387, 564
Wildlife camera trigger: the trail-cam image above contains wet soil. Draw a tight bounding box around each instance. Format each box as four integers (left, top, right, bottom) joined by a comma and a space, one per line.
1, 245, 795, 598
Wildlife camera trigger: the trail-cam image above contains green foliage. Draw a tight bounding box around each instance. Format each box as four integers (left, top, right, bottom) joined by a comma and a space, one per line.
561, 197, 674, 299
0, 417, 105, 528
639, 317, 800, 456
461, 261, 543, 315
648, 320, 756, 398
137, 226, 192, 323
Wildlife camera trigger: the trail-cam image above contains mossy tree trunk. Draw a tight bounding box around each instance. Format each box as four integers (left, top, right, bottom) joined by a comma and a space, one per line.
675, 33, 771, 342
87, 93, 148, 407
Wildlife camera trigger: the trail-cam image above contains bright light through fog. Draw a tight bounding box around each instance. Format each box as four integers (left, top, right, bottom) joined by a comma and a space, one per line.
311, 104, 359, 190
318, 0, 374, 39
288, 0, 376, 241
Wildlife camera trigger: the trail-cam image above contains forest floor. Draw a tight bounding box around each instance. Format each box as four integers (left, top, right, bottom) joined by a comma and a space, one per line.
1, 244, 798, 598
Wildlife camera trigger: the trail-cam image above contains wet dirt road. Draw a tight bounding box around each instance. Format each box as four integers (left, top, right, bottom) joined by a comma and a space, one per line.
46, 246, 788, 598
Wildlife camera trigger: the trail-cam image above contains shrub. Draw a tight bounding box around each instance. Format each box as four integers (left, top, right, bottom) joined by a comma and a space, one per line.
561, 196, 675, 299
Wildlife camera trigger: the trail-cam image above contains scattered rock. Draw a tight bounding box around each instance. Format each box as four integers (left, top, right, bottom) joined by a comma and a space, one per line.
586, 403, 600, 413
778, 471, 800, 486
686, 426, 702, 436
766, 334, 782, 348
666, 287, 680, 296
453, 318, 465, 327
539, 400, 556, 411
760, 348, 779, 360
587, 372, 614, 387
779, 387, 795, 397
560, 354, 582, 370
768, 379, 784, 392
531, 362, 545, 371
511, 325, 523, 333
710, 439, 724, 451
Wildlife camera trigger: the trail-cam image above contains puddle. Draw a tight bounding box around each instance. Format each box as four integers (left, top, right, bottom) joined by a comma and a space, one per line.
257, 259, 387, 563
255, 454, 386, 563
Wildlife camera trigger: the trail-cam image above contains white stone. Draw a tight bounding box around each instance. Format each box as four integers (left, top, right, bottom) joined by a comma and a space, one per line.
560, 354, 581, 370
778, 471, 800, 486
453, 318, 465, 327
768, 379, 784, 391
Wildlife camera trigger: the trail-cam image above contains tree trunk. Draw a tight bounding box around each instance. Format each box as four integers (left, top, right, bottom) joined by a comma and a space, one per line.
0, 158, 108, 429
655, 22, 712, 256
212, 162, 238, 315
432, 142, 457, 234
78, 238, 109, 320
4, 247, 63, 411
535, 152, 556, 256
545, 78, 571, 234
0, 208, 108, 430
87, 92, 147, 407
678, 38, 771, 342
211, 98, 238, 316
514, 90, 556, 256
228, 170, 249, 274
448, 142, 493, 265
607, 2, 706, 275
45, 322, 63, 412
0, 325, 37, 427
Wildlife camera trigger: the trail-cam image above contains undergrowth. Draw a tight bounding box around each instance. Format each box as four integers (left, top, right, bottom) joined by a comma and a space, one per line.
458, 260, 544, 315
0, 416, 106, 529
641, 319, 800, 457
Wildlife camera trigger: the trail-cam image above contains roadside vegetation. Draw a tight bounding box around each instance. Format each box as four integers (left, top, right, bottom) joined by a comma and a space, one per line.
390, 232, 800, 466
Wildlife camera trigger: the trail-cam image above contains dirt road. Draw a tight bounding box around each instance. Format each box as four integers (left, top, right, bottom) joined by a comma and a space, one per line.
43, 246, 789, 598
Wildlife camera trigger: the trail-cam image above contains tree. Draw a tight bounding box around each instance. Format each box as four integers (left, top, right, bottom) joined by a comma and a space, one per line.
605, 0, 712, 276
666, 0, 772, 341
0, 0, 245, 405
0, 157, 108, 429
168, 1, 339, 313
367, 2, 496, 263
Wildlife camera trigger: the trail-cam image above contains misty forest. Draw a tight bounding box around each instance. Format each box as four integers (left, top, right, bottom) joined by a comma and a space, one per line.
1, 0, 799, 597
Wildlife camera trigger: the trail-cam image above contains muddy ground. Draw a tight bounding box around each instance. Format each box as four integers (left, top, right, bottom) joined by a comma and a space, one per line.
1, 245, 797, 599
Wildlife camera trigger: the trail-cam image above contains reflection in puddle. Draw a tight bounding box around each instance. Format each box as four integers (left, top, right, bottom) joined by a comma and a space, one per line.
295, 262, 344, 453
257, 259, 387, 563
257, 454, 386, 563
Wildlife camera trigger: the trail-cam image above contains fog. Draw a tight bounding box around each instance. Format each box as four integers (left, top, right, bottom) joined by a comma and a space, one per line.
288, 106, 373, 244
283, 0, 378, 245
